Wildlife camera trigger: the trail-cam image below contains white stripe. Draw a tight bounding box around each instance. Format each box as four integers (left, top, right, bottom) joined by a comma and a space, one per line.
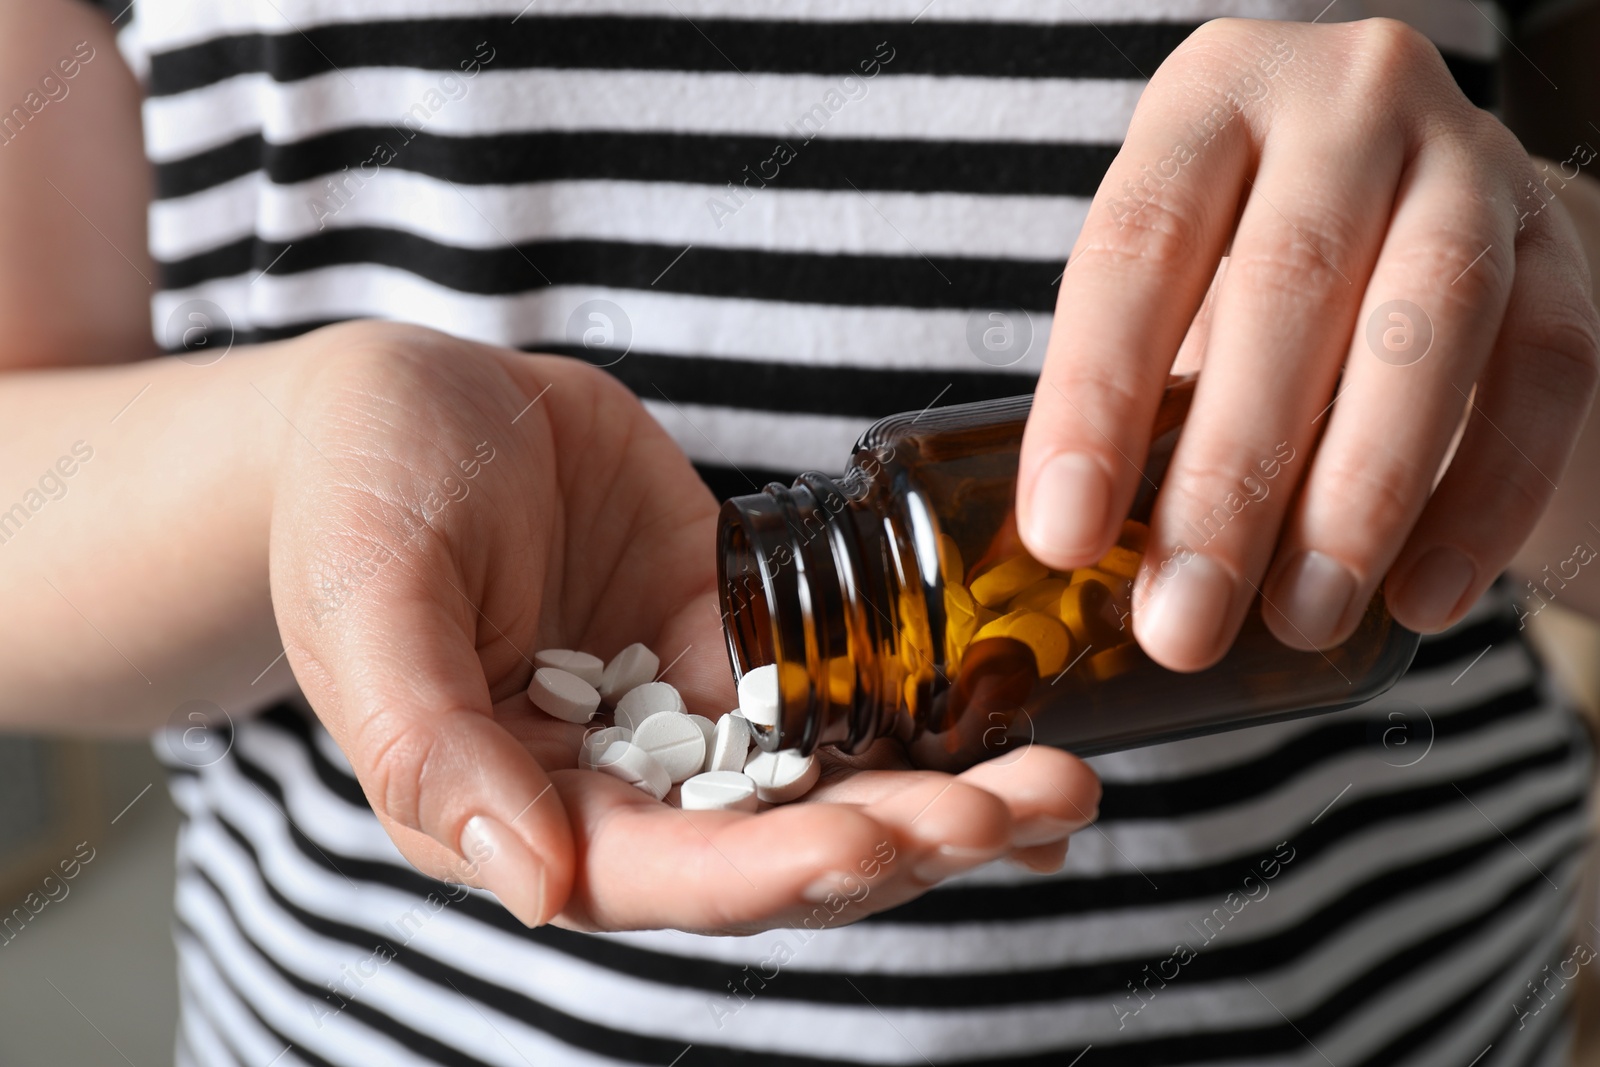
1094, 849, 1580, 1049
626, 751, 1588, 972
1398, 901, 1577, 1067
142, 68, 1144, 163
181, 773, 1582, 1060
639, 399, 871, 471
176, 933, 302, 1067
151, 173, 1088, 261
151, 271, 1052, 371
1088, 638, 1539, 784
176, 873, 453, 1067
1319, 882, 1575, 1067
1067, 694, 1580, 873
180, 800, 902, 1065
220, 693, 1585, 979
176, 980, 242, 1067
124, 0, 1502, 56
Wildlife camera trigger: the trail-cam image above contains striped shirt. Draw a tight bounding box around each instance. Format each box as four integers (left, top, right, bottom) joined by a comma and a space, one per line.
83, 1, 1597, 1064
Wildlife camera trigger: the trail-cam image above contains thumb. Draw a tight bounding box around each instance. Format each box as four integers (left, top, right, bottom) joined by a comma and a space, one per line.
285, 559, 574, 928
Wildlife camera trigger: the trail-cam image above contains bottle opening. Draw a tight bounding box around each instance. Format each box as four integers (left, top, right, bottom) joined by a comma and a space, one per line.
718, 520, 773, 682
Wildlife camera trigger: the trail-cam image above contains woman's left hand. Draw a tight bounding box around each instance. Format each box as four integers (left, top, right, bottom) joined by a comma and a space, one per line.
1016, 17, 1600, 670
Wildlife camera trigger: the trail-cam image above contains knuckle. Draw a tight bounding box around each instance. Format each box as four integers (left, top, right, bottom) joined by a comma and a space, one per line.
1311, 454, 1425, 543
1227, 215, 1360, 298
354, 709, 443, 832
1045, 365, 1157, 452
1384, 231, 1511, 309
1079, 184, 1210, 275
1472, 461, 1548, 520
1517, 304, 1600, 399
1351, 18, 1445, 83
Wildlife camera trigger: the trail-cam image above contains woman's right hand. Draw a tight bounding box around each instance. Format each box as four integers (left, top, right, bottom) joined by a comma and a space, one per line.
268, 321, 1102, 935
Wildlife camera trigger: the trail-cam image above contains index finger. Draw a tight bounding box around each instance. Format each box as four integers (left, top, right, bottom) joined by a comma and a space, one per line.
1018, 37, 1256, 570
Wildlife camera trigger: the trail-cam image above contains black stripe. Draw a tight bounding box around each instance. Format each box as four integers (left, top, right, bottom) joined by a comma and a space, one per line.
228, 712, 1582, 935
158, 232, 1062, 311
497, 798, 1590, 1007
545, 345, 1036, 420
258, 701, 370, 811
696, 461, 798, 503
882, 732, 1580, 922
1516, 1009, 1572, 1067
1097, 678, 1545, 821
181, 857, 757, 1067
187, 800, 1584, 1066
143, 16, 1498, 109
1354, 910, 1565, 1067
173, 926, 346, 1067
145, 18, 1197, 96
1348, 907, 1572, 1067
153, 129, 1120, 201
176, 907, 470, 1067
1409, 614, 1523, 671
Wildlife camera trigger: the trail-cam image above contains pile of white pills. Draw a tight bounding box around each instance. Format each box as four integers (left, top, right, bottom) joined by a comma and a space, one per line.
527, 648, 817, 810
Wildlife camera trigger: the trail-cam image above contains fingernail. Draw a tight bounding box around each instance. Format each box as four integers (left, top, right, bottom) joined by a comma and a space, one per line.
459, 815, 548, 927
1135, 552, 1237, 668
911, 845, 997, 885
1268, 549, 1357, 650
1396, 546, 1476, 630
1026, 452, 1109, 562
801, 872, 860, 904
1014, 814, 1093, 848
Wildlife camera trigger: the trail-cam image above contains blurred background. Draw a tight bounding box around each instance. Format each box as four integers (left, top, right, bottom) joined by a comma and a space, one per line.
0, 609, 1596, 1066
0, 736, 177, 1065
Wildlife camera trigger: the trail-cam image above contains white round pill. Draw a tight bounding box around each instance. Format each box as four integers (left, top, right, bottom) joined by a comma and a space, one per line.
737, 664, 780, 727
595, 741, 670, 801
743, 748, 819, 804
578, 726, 631, 771
680, 771, 759, 813
534, 649, 604, 688
632, 711, 708, 783
598, 643, 660, 704
527, 667, 600, 724
706, 713, 752, 773
688, 714, 715, 751
613, 681, 685, 733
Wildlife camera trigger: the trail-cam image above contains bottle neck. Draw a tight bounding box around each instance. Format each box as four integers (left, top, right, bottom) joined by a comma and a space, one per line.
717, 471, 909, 756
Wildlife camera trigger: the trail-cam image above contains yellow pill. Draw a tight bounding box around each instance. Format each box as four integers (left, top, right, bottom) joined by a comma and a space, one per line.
1059, 579, 1117, 650
1087, 642, 1142, 681
969, 554, 1049, 608
973, 609, 1071, 677
1095, 545, 1142, 580
937, 533, 966, 587
827, 657, 854, 704
1002, 612, 1072, 676
1009, 578, 1069, 614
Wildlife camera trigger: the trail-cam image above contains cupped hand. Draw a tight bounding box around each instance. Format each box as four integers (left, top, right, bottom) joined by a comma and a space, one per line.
268, 321, 1100, 934
1018, 17, 1600, 670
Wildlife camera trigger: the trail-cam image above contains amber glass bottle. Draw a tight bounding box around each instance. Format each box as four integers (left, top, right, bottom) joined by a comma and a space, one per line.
717, 375, 1420, 771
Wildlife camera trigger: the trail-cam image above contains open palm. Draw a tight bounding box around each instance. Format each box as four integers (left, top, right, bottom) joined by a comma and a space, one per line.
268, 322, 1100, 934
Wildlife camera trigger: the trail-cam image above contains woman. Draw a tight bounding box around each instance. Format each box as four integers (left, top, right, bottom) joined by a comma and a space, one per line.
2, 0, 1597, 1063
